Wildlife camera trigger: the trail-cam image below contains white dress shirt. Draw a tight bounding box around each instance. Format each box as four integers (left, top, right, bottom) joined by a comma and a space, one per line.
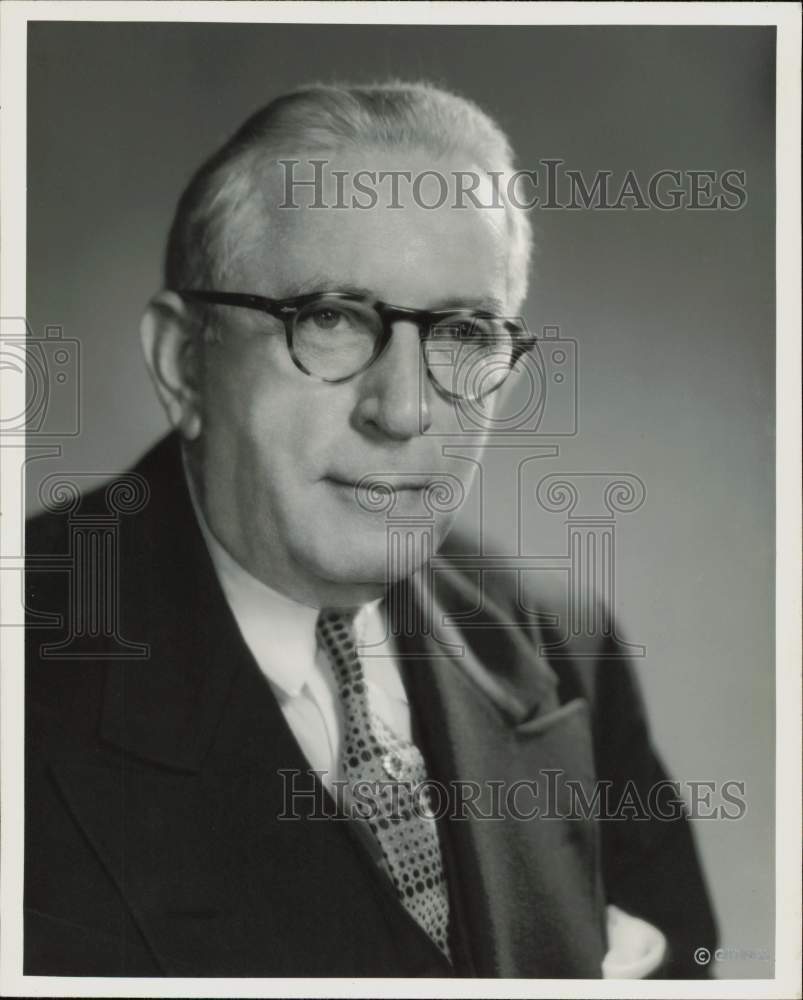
186, 475, 411, 789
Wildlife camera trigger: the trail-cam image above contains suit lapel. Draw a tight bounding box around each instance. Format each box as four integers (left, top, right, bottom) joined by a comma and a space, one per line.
396, 569, 607, 977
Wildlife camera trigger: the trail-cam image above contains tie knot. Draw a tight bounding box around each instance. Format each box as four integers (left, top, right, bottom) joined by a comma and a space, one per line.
315, 607, 357, 638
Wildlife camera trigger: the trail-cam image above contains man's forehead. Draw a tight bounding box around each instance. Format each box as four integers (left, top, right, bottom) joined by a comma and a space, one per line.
241, 219, 508, 309
227, 150, 510, 302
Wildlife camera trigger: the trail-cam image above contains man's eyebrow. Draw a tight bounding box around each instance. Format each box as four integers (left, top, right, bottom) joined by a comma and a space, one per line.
278, 277, 375, 299
278, 278, 506, 314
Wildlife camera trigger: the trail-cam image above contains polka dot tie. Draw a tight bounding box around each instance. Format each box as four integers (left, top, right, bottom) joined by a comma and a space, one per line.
316, 608, 452, 961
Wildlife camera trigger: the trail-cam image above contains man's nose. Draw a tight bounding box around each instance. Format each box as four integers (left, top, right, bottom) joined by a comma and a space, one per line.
354, 321, 433, 439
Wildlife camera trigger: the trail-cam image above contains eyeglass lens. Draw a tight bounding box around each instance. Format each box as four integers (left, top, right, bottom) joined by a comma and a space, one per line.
292, 296, 516, 400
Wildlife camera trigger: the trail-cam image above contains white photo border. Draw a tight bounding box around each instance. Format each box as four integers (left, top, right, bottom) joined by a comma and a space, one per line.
1, 3, 800, 998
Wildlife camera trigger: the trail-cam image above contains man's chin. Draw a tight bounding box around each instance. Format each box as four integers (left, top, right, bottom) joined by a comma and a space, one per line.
304, 525, 437, 591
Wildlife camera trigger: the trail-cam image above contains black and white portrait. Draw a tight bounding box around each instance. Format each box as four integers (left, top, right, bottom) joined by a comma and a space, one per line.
1, 5, 798, 997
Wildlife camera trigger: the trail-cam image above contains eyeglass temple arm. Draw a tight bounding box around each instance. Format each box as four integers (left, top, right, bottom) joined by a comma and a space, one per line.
177, 289, 287, 316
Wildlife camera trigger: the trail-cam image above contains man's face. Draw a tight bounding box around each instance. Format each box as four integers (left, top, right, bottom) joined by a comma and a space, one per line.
196, 149, 511, 605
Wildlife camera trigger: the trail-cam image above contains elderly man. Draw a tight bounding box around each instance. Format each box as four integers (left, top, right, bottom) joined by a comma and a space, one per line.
25, 82, 715, 978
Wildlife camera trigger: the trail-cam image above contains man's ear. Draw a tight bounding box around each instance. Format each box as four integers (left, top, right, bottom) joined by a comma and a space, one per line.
140, 290, 204, 441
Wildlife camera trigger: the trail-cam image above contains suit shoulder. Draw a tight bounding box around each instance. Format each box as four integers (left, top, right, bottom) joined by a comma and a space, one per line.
435, 529, 640, 713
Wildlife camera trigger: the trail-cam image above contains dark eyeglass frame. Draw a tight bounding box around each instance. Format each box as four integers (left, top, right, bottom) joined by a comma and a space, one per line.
176, 288, 535, 400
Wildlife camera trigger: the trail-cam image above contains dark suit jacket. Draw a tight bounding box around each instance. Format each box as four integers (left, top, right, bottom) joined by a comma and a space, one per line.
25, 433, 716, 977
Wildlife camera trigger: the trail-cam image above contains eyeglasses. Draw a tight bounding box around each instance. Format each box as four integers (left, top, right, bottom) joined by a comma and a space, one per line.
176, 289, 535, 402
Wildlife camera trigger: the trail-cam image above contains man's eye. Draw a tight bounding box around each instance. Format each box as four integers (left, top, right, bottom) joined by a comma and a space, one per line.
310, 308, 344, 330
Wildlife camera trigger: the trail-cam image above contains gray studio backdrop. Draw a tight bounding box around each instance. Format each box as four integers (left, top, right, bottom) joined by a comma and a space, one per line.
25, 23, 774, 978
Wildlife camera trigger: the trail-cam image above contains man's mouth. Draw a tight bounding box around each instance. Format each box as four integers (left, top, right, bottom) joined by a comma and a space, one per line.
324, 475, 435, 513
326, 475, 431, 492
